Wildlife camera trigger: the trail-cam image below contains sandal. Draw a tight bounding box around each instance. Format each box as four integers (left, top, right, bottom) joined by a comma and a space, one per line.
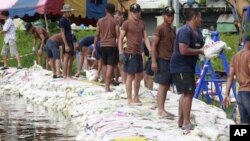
1, 67, 9, 70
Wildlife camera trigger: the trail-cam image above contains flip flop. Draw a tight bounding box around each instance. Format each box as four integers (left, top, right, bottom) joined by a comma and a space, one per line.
1, 67, 9, 70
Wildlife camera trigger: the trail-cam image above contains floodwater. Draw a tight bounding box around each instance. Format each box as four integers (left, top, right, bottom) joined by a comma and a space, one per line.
0, 94, 79, 141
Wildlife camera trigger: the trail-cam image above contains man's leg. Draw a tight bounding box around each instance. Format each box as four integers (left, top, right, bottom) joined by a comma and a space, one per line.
182, 93, 194, 134
76, 52, 84, 76
118, 63, 126, 83
157, 84, 170, 116
55, 59, 61, 76
105, 65, 114, 92
67, 55, 74, 78
3, 55, 8, 68
63, 53, 69, 78
133, 72, 143, 104
113, 65, 119, 83
37, 52, 42, 66
95, 59, 103, 81
126, 73, 134, 105
178, 94, 184, 127
15, 55, 21, 67
50, 59, 56, 76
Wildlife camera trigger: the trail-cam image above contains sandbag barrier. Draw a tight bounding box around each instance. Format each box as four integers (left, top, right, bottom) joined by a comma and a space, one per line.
0, 66, 234, 141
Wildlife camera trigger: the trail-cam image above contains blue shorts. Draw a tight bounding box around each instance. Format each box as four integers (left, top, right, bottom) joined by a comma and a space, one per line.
237, 91, 250, 124
88, 44, 101, 60
154, 58, 172, 85
124, 53, 143, 74
144, 57, 154, 76
44, 40, 55, 59
45, 40, 60, 59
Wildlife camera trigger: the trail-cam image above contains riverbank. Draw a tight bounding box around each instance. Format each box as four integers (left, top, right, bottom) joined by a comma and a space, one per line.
0, 66, 234, 141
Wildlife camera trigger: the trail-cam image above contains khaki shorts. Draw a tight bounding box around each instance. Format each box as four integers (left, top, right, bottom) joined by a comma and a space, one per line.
1, 39, 19, 56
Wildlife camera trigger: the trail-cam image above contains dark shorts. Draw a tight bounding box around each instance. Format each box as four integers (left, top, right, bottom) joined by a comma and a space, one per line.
237, 91, 250, 124
44, 40, 61, 59
154, 58, 172, 85
172, 72, 196, 94
63, 42, 75, 56
101, 47, 118, 65
144, 57, 154, 76
124, 53, 143, 74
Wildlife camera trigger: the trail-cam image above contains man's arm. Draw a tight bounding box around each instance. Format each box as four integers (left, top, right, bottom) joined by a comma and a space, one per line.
118, 29, 126, 54
39, 34, 45, 50
94, 25, 100, 50
179, 43, 204, 56
143, 30, 151, 53
223, 65, 235, 108
60, 28, 69, 51
151, 35, 159, 72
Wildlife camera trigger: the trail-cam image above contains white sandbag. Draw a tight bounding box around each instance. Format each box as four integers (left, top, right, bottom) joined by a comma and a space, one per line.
85, 69, 98, 81
204, 41, 227, 59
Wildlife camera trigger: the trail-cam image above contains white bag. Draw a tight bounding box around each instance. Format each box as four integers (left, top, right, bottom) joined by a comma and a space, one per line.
204, 41, 230, 59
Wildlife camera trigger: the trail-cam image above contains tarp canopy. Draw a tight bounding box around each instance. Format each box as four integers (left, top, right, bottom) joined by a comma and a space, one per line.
0, 0, 120, 25
0, 0, 64, 17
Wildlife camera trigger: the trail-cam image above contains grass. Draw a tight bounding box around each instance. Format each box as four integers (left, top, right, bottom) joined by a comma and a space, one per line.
0, 30, 95, 72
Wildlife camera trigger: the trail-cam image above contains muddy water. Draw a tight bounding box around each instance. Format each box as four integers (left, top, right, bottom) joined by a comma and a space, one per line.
0, 94, 79, 141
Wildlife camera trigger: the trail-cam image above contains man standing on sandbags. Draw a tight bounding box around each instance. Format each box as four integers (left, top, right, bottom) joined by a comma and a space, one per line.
0, 10, 22, 70
93, 3, 119, 92
170, 9, 204, 134
25, 22, 49, 68
118, 3, 151, 106
151, 7, 176, 119
223, 35, 250, 125
59, 4, 75, 79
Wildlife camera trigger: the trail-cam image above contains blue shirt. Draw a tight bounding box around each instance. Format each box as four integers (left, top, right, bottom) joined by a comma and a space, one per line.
78, 36, 94, 49
59, 16, 73, 44
170, 24, 203, 73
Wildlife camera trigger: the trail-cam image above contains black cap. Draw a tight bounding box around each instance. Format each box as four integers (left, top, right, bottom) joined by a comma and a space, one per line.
162, 6, 175, 16
130, 3, 141, 13
25, 22, 32, 32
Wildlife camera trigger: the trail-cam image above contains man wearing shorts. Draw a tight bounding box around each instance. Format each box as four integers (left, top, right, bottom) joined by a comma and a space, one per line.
0, 10, 21, 70
75, 36, 94, 77
118, 3, 151, 105
94, 3, 119, 92
59, 4, 74, 79
170, 9, 204, 134
151, 7, 176, 119
223, 35, 250, 125
25, 22, 49, 67
44, 33, 64, 78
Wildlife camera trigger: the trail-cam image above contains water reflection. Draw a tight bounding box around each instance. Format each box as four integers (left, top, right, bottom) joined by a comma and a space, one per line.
0, 94, 78, 140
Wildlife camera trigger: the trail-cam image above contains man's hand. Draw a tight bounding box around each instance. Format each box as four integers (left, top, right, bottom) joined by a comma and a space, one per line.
222, 95, 231, 108
92, 48, 96, 57
119, 54, 126, 64
151, 61, 158, 73
37, 48, 42, 55
65, 45, 70, 52
199, 47, 205, 55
